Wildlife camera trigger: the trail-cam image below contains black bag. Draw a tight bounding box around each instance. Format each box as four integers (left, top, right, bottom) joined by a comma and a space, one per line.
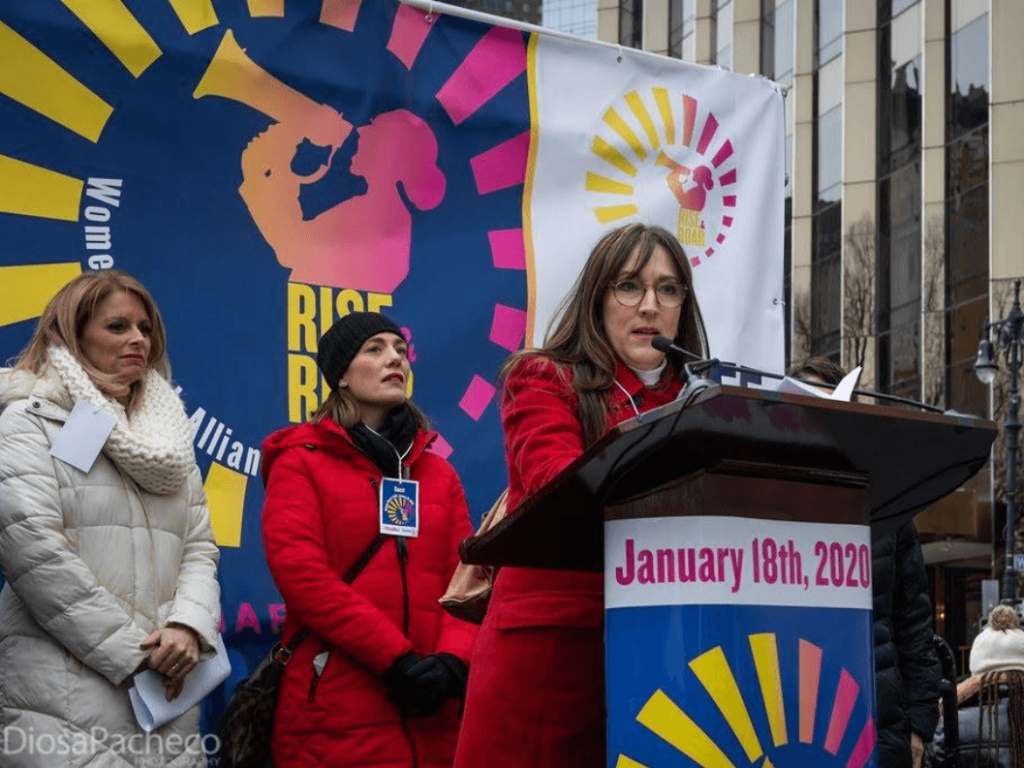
212, 638, 301, 768
213, 534, 388, 768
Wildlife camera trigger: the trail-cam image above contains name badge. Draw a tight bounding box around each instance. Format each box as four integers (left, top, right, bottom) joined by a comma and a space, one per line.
49, 400, 117, 473
379, 477, 419, 538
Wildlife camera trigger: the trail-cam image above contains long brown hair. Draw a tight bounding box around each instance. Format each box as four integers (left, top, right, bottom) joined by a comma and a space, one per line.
500, 223, 709, 446
13, 270, 169, 401
309, 386, 429, 430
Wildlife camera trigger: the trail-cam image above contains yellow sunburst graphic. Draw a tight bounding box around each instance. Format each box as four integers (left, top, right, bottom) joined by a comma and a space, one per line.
0, 0, 305, 543
587, 88, 739, 264
588, 87, 690, 224
616, 634, 876, 768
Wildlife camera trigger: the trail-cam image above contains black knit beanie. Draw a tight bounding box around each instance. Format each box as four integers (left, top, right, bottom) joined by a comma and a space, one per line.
317, 312, 405, 391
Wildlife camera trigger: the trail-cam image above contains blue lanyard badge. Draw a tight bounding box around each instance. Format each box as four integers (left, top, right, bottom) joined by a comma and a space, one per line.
379, 477, 420, 537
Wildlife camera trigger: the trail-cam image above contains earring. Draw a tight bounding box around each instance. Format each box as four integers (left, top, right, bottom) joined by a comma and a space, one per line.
339, 380, 348, 388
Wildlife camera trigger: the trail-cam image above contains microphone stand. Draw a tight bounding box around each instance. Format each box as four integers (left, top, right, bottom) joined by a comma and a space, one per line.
713, 360, 952, 415
651, 337, 961, 416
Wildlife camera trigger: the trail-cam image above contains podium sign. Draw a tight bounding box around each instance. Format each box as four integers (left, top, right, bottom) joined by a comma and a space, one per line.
600, 462, 880, 767
605, 515, 876, 767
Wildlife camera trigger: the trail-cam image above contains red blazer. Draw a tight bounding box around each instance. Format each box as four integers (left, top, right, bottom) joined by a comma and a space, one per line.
261, 418, 477, 768
455, 356, 683, 768
497, 355, 685, 615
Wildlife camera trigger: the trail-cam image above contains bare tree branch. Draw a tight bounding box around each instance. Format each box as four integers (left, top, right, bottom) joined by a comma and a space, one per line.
843, 215, 875, 371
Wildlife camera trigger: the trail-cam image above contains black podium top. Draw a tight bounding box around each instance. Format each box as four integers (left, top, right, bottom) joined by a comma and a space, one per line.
460, 385, 996, 571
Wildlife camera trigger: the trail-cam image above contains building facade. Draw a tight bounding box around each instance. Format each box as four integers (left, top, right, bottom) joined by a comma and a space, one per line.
543, 0, 598, 36
588, 0, 1023, 665
446, 0, 543, 25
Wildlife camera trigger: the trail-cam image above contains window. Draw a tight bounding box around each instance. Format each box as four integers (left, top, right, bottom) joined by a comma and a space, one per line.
950, 15, 988, 139
775, 0, 794, 84
817, 104, 841, 204
817, 0, 842, 65
809, 0, 842, 361
619, 0, 643, 49
669, 0, 683, 57
760, 0, 774, 77
716, 0, 733, 69
876, 0, 922, 398
877, 164, 922, 397
944, 10, 989, 416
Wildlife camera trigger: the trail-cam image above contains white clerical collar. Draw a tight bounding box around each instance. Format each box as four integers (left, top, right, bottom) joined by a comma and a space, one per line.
627, 360, 666, 387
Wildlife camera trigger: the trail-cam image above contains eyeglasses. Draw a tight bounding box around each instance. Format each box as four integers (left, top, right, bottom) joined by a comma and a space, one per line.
609, 279, 688, 308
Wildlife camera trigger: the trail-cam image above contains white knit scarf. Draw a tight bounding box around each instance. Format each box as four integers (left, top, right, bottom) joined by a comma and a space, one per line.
46, 345, 195, 495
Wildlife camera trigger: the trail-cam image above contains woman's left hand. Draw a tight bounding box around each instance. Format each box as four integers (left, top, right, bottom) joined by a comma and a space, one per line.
141, 623, 200, 685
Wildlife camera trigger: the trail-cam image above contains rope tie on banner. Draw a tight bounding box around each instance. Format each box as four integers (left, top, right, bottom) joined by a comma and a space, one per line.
616, 44, 624, 63
425, 1, 434, 23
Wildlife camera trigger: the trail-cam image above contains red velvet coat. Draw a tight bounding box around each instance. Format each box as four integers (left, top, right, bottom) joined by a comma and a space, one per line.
261, 418, 478, 768
454, 357, 683, 768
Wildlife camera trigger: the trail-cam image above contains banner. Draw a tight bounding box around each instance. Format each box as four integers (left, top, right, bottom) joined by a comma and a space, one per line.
528, 31, 785, 367
0, 0, 784, 694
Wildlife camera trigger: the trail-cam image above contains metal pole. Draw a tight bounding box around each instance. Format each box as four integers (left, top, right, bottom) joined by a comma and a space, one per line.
1002, 278, 1022, 603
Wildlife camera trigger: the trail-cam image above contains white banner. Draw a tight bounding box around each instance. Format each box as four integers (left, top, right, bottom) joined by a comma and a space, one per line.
526, 34, 785, 372
605, 516, 873, 610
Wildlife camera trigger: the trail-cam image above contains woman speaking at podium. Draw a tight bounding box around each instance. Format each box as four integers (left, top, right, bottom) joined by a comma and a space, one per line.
455, 223, 710, 768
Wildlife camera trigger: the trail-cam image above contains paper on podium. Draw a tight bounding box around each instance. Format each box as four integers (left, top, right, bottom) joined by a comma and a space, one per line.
776, 365, 862, 402
129, 633, 230, 732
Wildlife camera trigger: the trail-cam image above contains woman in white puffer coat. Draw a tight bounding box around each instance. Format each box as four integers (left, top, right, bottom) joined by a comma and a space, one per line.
0, 270, 221, 768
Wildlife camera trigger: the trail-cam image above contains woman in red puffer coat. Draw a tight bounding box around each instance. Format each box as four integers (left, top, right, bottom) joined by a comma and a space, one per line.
455, 223, 711, 768
261, 311, 478, 768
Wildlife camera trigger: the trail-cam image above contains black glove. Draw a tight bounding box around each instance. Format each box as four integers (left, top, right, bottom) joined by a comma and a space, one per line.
435, 653, 468, 697
383, 650, 421, 700
398, 653, 468, 718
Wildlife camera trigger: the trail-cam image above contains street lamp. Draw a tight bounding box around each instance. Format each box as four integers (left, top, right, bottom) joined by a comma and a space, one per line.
975, 278, 1023, 604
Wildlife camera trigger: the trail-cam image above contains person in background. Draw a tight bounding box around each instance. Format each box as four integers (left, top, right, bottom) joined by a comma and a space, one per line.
261, 311, 478, 768
790, 357, 940, 768
0, 270, 222, 767
933, 604, 1024, 768
454, 222, 710, 768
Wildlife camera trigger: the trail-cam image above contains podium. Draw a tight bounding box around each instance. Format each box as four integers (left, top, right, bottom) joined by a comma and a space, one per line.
461, 385, 996, 768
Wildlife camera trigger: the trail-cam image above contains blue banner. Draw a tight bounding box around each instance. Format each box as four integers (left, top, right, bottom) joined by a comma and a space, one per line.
0, 0, 528, 695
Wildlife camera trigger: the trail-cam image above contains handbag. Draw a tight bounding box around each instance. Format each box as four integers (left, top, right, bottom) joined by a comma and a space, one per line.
438, 488, 509, 624
213, 533, 388, 768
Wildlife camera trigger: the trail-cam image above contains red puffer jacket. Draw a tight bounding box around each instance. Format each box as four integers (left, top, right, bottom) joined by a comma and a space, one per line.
261, 417, 478, 768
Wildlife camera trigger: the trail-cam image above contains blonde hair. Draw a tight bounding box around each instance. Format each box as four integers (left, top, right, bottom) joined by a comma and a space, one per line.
13, 270, 169, 401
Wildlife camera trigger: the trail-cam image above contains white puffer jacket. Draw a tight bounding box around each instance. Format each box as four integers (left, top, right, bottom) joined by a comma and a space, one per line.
0, 367, 221, 768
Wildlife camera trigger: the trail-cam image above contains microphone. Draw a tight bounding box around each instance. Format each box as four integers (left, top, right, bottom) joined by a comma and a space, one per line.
652, 335, 701, 362
652, 336, 717, 374
651, 336, 718, 405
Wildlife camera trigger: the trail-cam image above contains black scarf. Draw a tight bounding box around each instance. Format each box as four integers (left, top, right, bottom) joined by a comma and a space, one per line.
348, 404, 419, 477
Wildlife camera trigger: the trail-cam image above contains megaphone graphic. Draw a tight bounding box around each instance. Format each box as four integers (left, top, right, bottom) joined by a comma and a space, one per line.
193, 29, 352, 151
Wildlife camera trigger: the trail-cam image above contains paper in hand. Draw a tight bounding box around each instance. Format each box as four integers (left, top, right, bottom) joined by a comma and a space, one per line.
129, 633, 231, 732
